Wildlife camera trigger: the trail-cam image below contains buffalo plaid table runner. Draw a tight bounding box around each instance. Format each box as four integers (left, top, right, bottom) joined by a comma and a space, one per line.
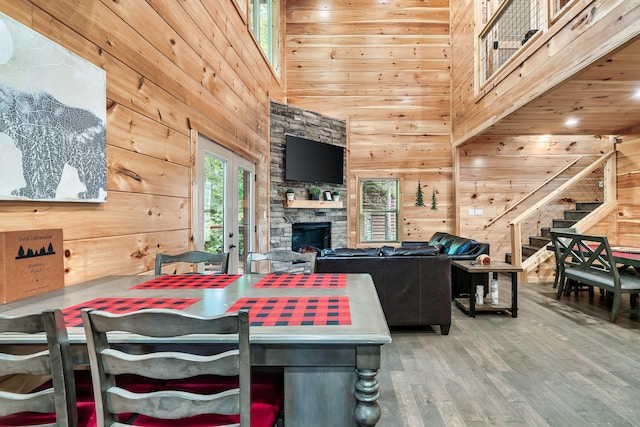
61, 297, 200, 327
253, 273, 346, 289
130, 274, 241, 290
226, 296, 351, 326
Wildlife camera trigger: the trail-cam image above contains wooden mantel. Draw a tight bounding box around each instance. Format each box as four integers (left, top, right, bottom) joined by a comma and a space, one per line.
283, 200, 343, 209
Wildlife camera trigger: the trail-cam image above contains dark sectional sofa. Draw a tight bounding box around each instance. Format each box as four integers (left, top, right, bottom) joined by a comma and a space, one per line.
316, 245, 452, 334
315, 232, 491, 335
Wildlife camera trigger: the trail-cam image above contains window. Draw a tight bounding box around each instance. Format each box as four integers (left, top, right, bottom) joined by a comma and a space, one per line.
360, 179, 399, 243
249, 0, 280, 74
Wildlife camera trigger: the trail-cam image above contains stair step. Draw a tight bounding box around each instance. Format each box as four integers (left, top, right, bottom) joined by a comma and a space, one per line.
529, 236, 550, 248
512, 201, 601, 267
576, 201, 602, 211
564, 210, 592, 220
552, 219, 577, 228
522, 245, 540, 257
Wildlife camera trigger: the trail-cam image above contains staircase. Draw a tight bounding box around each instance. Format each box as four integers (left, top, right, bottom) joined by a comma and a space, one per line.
505, 201, 602, 263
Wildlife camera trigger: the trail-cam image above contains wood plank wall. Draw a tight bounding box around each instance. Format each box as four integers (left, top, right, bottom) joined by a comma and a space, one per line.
284, 0, 454, 246
616, 131, 640, 246
0, 0, 282, 285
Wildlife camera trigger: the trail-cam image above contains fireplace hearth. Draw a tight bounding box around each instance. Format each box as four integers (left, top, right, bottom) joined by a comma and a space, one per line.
292, 222, 331, 252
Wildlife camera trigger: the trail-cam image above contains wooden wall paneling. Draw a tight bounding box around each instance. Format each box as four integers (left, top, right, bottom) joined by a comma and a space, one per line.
0, 192, 188, 241
107, 104, 191, 166
107, 146, 190, 198
286, 0, 453, 247
615, 135, 640, 246
63, 230, 191, 284
31, 0, 263, 147
0, 0, 30, 24
349, 138, 452, 170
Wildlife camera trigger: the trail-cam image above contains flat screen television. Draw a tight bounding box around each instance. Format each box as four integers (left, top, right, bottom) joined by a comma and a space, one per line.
285, 135, 344, 185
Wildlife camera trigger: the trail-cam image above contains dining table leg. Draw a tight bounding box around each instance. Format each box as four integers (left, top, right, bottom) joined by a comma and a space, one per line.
354, 368, 381, 426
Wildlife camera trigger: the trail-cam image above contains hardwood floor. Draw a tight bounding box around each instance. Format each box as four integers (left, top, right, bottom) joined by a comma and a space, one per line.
378, 277, 640, 426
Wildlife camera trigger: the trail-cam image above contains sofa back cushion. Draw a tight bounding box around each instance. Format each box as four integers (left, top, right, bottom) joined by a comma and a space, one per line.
320, 247, 380, 257
380, 245, 440, 256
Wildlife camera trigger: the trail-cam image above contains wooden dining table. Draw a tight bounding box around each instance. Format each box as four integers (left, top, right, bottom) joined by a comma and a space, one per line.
609, 246, 640, 269
0, 273, 392, 427
547, 242, 640, 269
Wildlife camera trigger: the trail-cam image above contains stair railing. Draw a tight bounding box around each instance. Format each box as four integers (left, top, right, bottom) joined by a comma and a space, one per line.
508, 150, 617, 275
484, 156, 582, 229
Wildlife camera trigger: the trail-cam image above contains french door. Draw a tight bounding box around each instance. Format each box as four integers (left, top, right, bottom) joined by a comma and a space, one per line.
194, 135, 254, 274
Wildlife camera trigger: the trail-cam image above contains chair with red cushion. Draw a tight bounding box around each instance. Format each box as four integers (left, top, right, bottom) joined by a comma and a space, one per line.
0, 309, 95, 427
81, 308, 282, 427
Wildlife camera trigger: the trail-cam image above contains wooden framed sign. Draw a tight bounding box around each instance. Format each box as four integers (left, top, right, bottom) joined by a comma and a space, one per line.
0, 229, 64, 303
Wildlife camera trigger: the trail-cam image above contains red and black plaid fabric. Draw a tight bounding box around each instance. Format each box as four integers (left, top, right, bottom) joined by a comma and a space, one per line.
253, 273, 346, 289
61, 298, 200, 327
130, 274, 241, 290
226, 296, 351, 326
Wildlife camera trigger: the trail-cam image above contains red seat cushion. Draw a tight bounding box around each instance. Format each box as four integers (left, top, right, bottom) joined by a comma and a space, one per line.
0, 402, 97, 427
130, 373, 283, 427
0, 372, 97, 427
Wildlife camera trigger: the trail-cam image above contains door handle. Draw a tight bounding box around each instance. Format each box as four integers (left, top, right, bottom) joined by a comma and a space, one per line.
229, 244, 237, 250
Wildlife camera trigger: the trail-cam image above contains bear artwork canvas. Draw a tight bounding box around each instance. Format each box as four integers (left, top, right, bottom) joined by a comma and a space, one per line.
0, 12, 106, 202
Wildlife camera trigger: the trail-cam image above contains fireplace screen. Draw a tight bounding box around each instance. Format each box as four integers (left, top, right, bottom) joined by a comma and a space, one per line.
292, 222, 331, 252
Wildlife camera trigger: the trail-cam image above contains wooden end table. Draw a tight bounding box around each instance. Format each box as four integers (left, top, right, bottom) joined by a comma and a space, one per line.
452, 260, 523, 318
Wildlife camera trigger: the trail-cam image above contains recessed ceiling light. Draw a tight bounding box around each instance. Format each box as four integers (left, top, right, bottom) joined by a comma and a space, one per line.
634, 89, 640, 99
565, 118, 579, 126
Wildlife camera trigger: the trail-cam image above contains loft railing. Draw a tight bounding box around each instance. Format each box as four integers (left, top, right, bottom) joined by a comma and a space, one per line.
479, 0, 545, 85
478, 0, 576, 86
508, 151, 617, 275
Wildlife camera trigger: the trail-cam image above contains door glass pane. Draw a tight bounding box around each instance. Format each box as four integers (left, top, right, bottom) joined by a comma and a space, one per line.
237, 167, 251, 274
197, 134, 254, 274
204, 154, 225, 257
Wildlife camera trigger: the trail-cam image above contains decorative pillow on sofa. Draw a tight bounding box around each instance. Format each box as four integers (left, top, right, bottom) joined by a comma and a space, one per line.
428, 232, 448, 246
443, 237, 480, 255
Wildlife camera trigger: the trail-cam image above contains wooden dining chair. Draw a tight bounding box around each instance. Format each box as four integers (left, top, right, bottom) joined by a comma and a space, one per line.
550, 229, 596, 300
154, 250, 229, 275
81, 308, 282, 427
246, 250, 316, 274
0, 309, 91, 427
549, 227, 576, 289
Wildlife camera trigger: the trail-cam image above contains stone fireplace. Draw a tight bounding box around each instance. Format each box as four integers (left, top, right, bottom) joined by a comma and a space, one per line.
269, 101, 347, 252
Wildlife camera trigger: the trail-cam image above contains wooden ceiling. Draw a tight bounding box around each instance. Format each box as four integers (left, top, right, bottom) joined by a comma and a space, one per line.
483, 36, 640, 137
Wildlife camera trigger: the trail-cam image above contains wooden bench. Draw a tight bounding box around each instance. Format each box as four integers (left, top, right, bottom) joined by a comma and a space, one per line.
550, 231, 640, 322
